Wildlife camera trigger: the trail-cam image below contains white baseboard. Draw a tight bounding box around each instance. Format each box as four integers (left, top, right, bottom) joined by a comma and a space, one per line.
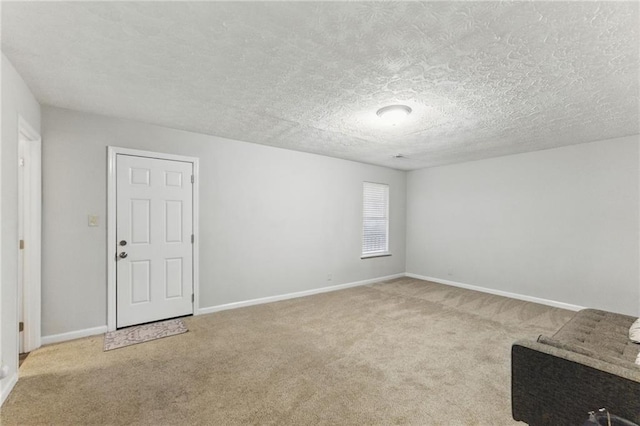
405, 273, 585, 312
197, 273, 405, 315
41, 325, 108, 346
1, 372, 18, 407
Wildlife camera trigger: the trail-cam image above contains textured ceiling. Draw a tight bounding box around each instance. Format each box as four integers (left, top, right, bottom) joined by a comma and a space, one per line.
2, 2, 639, 170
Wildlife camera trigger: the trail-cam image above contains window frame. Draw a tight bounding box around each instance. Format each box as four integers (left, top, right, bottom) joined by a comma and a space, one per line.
361, 181, 391, 259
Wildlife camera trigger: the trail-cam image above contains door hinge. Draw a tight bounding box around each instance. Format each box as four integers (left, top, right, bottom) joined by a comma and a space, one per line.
191, 294, 194, 303
19, 322, 24, 332
19, 239, 25, 250
191, 234, 194, 244
191, 175, 194, 184
18, 158, 25, 167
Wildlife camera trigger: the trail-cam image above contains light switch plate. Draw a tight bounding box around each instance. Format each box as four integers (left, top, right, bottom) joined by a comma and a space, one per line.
88, 214, 99, 227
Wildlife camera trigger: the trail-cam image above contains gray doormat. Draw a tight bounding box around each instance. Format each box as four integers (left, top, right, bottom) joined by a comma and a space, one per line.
104, 318, 188, 351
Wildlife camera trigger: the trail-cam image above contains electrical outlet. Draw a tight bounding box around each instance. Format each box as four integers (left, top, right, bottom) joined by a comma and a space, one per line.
327, 274, 333, 281
88, 214, 99, 227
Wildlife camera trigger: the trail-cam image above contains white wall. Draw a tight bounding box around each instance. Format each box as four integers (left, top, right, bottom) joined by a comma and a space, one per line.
406, 135, 640, 316
41, 106, 406, 337
1, 53, 41, 403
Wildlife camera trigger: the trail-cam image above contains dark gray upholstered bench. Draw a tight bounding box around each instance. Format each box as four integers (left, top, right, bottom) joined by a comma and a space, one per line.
512, 309, 640, 425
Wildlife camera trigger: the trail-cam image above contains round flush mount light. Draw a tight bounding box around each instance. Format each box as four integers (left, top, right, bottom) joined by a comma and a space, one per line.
376, 105, 412, 126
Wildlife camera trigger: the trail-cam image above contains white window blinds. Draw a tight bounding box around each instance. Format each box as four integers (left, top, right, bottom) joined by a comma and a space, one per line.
362, 182, 389, 256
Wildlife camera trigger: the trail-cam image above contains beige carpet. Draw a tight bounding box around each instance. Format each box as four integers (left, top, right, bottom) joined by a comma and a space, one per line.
1, 278, 574, 425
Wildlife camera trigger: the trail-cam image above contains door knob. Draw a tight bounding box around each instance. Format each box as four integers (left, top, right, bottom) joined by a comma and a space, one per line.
119, 252, 128, 259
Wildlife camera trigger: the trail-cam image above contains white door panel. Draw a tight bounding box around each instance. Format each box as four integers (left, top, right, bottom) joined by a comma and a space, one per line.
116, 154, 193, 328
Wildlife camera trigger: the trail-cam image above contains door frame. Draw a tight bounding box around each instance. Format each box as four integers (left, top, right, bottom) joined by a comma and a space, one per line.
17, 116, 42, 353
107, 147, 200, 331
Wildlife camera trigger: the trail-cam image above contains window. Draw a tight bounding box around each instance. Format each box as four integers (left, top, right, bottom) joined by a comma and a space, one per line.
362, 182, 390, 258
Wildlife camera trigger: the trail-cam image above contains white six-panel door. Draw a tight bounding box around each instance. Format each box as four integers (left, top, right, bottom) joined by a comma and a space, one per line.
116, 154, 193, 328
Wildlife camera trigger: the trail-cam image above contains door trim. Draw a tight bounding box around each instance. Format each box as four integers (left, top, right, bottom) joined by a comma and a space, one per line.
18, 116, 42, 353
107, 147, 200, 331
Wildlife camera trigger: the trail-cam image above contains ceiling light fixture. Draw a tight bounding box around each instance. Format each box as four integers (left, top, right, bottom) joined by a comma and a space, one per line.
376, 105, 412, 126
